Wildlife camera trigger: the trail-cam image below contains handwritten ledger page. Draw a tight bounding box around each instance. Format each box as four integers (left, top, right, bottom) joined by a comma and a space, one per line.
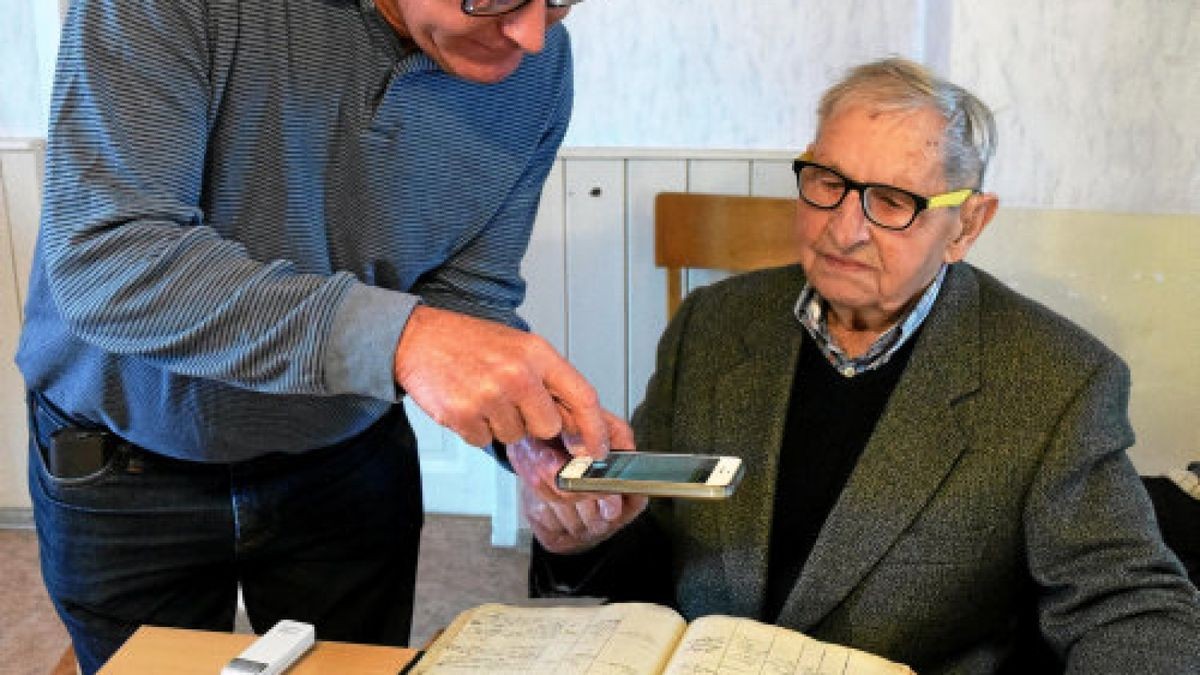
663, 615, 914, 675
411, 602, 686, 675
411, 603, 913, 675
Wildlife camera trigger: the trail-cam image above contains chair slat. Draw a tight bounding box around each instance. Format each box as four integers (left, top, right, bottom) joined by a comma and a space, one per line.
655, 192, 801, 316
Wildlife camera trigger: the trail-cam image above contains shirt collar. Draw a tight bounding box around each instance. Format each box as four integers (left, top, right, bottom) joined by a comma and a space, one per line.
794, 264, 946, 378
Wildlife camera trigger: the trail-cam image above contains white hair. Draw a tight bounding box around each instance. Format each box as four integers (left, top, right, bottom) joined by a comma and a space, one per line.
817, 57, 997, 188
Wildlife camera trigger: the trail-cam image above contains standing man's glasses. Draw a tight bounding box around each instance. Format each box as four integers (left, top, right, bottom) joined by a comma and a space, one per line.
792, 154, 975, 231
462, 0, 585, 16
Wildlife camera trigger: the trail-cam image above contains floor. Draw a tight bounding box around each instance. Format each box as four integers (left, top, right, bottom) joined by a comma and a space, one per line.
0, 515, 529, 675
0, 529, 68, 675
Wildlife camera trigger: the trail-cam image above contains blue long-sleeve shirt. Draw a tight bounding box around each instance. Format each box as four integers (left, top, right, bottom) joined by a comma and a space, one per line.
16, 0, 573, 462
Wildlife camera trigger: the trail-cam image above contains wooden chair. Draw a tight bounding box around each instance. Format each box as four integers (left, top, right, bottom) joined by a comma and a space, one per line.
654, 192, 802, 317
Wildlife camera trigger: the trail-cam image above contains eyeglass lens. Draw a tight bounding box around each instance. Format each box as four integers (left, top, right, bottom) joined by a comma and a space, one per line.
797, 164, 919, 230
463, 0, 580, 16
463, 0, 522, 14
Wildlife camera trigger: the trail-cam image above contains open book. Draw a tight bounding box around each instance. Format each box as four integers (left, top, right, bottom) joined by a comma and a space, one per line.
409, 602, 914, 675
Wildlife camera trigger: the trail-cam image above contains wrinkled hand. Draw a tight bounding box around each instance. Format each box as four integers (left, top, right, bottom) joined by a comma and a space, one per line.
394, 305, 608, 455
509, 419, 647, 555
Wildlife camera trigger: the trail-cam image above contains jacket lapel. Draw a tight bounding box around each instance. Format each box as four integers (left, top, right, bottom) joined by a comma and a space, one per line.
711, 306, 804, 617
782, 264, 984, 628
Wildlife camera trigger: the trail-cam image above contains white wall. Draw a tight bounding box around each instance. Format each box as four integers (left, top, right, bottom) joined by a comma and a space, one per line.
564, 1, 923, 149
0, 0, 60, 137
564, 0, 1200, 214
7, 2, 1200, 208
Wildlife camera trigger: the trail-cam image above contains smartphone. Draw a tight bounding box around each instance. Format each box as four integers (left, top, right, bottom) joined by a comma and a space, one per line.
46, 429, 115, 479
556, 451, 744, 500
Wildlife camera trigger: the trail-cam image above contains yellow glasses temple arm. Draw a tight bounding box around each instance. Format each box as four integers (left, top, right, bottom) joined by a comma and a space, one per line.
927, 189, 975, 209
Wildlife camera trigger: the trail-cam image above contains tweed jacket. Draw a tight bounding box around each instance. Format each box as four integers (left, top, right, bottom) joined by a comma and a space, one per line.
534, 262, 1200, 674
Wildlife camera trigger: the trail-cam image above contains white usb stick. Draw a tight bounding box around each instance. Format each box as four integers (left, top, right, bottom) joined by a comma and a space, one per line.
221, 620, 316, 675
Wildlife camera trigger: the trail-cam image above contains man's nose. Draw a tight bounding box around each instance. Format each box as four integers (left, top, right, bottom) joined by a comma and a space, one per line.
826, 188, 872, 249
499, 2, 547, 53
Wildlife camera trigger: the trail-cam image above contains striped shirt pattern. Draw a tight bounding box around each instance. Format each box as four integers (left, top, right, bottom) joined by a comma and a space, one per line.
16, 0, 573, 461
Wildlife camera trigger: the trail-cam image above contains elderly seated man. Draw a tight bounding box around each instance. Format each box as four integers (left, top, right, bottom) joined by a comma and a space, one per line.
509, 57, 1200, 674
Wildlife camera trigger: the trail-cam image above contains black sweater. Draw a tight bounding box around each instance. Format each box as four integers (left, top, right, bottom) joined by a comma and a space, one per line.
764, 331, 917, 620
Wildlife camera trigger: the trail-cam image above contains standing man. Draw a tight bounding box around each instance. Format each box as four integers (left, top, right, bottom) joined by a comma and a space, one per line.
16, 0, 613, 671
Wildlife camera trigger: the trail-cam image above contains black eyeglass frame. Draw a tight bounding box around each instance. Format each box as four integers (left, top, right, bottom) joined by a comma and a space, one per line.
461, 0, 585, 17
791, 158, 975, 231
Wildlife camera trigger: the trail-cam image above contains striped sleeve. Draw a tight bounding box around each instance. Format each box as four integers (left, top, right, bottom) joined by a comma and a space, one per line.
40, 0, 410, 399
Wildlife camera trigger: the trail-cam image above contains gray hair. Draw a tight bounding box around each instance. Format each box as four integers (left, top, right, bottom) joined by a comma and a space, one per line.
817, 57, 997, 189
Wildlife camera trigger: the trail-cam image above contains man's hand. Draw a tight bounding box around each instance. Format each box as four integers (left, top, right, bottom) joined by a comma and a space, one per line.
394, 305, 608, 455
509, 431, 647, 555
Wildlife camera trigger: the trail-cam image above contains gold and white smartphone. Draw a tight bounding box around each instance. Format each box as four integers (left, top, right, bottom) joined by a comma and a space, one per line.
556, 451, 744, 500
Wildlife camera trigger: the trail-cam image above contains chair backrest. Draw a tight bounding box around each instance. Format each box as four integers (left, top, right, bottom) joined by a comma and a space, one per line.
1142, 475, 1200, 587
654, 192, 801, 317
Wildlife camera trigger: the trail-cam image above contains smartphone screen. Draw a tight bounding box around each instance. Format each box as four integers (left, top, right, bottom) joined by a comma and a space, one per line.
559, 452, 744, 499
581, 453, 719, 483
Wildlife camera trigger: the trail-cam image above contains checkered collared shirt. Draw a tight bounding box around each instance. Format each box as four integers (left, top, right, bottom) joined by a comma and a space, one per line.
794, 265, 947, 378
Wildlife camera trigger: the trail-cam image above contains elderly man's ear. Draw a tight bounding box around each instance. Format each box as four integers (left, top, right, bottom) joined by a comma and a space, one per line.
943, 192, 999, 263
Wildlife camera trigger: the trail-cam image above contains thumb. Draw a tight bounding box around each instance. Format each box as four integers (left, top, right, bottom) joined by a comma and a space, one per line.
602, 410, 635, 451
543, 359, 608, 459
557, 402, 609, 459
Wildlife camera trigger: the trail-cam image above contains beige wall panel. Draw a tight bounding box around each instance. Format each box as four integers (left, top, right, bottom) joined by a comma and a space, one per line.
0, 141, 42, 511
970, 209, 1200, 474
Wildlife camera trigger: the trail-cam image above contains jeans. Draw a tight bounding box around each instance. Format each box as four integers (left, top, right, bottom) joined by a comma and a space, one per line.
27, 394, 423, 674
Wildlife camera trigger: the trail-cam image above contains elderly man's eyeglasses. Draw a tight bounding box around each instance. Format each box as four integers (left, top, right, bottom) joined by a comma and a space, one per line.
792, 156, 974, 231
462, 0, 584, 17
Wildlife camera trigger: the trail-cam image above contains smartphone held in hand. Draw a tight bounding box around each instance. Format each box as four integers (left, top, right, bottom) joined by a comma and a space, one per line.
557, 451, 744, 500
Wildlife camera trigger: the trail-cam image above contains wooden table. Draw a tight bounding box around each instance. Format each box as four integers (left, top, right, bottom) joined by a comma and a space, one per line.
99, 626, 417, 674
